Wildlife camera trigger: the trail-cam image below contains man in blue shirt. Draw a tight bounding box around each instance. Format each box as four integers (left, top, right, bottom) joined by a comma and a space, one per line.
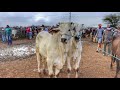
96, 24, 104, 52
5, 25, 12, 45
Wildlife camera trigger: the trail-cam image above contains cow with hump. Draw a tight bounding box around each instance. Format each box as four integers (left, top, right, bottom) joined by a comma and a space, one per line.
35, 22, 75, 78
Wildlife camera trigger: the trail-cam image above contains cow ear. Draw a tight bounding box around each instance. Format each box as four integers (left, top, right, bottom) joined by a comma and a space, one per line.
49, 28, 60, 34
52, 30, 60, 33
50, 30, 60, 35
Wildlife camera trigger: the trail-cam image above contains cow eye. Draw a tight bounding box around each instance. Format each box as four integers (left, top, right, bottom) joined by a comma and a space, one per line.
68, 29, 70, 31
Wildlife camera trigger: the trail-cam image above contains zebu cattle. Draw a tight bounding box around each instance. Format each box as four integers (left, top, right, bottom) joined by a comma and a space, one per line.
36, 22, 75, 78
110, 29, 120, 78
66, 23, 82, 78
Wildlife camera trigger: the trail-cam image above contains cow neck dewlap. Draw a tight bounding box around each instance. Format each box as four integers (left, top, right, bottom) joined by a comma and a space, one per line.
52, 32, 64, 66
72, 39, 79, 49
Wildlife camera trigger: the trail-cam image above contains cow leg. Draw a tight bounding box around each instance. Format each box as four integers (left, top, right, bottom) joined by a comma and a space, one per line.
110, 53, 114, 69
110, 54, 116, 69
115, 60, 119, 78
54, 68, 61, 78
42, 57, 47, 75
42, 63, 46, 75
47, 59, 54, 78
67, 57, 72, 78
36, 52, 41, 74
74, 54, 81, 78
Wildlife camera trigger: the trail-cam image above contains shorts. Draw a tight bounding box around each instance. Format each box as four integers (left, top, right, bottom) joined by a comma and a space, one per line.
97, 37, 102, 43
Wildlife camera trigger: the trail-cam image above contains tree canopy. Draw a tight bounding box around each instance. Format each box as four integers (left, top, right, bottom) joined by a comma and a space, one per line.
103, 14, 120, 28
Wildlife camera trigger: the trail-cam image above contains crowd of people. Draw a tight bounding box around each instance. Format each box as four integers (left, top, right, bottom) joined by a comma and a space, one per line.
0, 24, 57, 46
0, 23, 119, 56
79, 24, 119, 57
0, 25, 12, 45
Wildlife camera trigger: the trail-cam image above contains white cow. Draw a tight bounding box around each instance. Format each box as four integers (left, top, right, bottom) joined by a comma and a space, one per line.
66, 23, 82, 78
36, 22, 75, 78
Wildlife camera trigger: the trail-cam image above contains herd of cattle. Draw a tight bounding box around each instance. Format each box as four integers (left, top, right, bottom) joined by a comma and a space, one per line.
35, 22, 120, 78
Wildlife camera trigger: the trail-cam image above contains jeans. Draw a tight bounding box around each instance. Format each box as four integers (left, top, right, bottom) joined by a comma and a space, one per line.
103, 42, 112, 55
2, 35, 6, 42
29, 32, 32, 39
26, 32, 29, 39
6, 35, 8, 41
6, 35, 12, 45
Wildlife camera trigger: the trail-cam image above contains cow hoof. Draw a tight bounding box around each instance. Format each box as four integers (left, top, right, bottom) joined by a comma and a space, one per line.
73, 68, 79, 72
43, 69, 47, 75
50, 74, 54, 78
38, 72, 41, 77
67, 69, 71, 73
76, 68, 79, 72
56, 73, 60, 78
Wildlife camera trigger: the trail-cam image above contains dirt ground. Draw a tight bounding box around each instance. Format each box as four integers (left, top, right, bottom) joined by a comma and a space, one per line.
0, 38, 118, 78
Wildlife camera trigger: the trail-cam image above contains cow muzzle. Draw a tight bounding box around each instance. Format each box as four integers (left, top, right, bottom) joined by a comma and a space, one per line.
75, 36, 80, 42
61, 38, 67, 44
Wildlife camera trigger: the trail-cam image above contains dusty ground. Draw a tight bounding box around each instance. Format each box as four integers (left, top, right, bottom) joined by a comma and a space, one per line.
0, 38, 118, 78
0, 39, 35, 48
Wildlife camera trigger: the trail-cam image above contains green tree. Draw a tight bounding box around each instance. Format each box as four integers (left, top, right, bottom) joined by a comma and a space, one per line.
103, 14, 120, 28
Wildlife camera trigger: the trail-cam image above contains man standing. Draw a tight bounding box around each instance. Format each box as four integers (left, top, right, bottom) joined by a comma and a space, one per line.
26, 27, 30, 39
29, 27, 33, 39
5, 25, 12, 45
96, 24, 104, 52
1, 27, 6, 43
103, 25, 113, 56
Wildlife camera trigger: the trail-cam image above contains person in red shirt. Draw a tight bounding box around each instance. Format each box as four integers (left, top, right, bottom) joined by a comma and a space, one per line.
26, 27, 30, 39
29, 27, 33, 39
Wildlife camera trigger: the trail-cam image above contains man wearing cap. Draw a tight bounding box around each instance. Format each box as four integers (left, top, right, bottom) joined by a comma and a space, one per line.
102, 25, 114, 56
96, 24, 104, 52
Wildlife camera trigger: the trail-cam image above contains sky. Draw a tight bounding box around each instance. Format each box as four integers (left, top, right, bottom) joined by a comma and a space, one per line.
0, 12, 119, 27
